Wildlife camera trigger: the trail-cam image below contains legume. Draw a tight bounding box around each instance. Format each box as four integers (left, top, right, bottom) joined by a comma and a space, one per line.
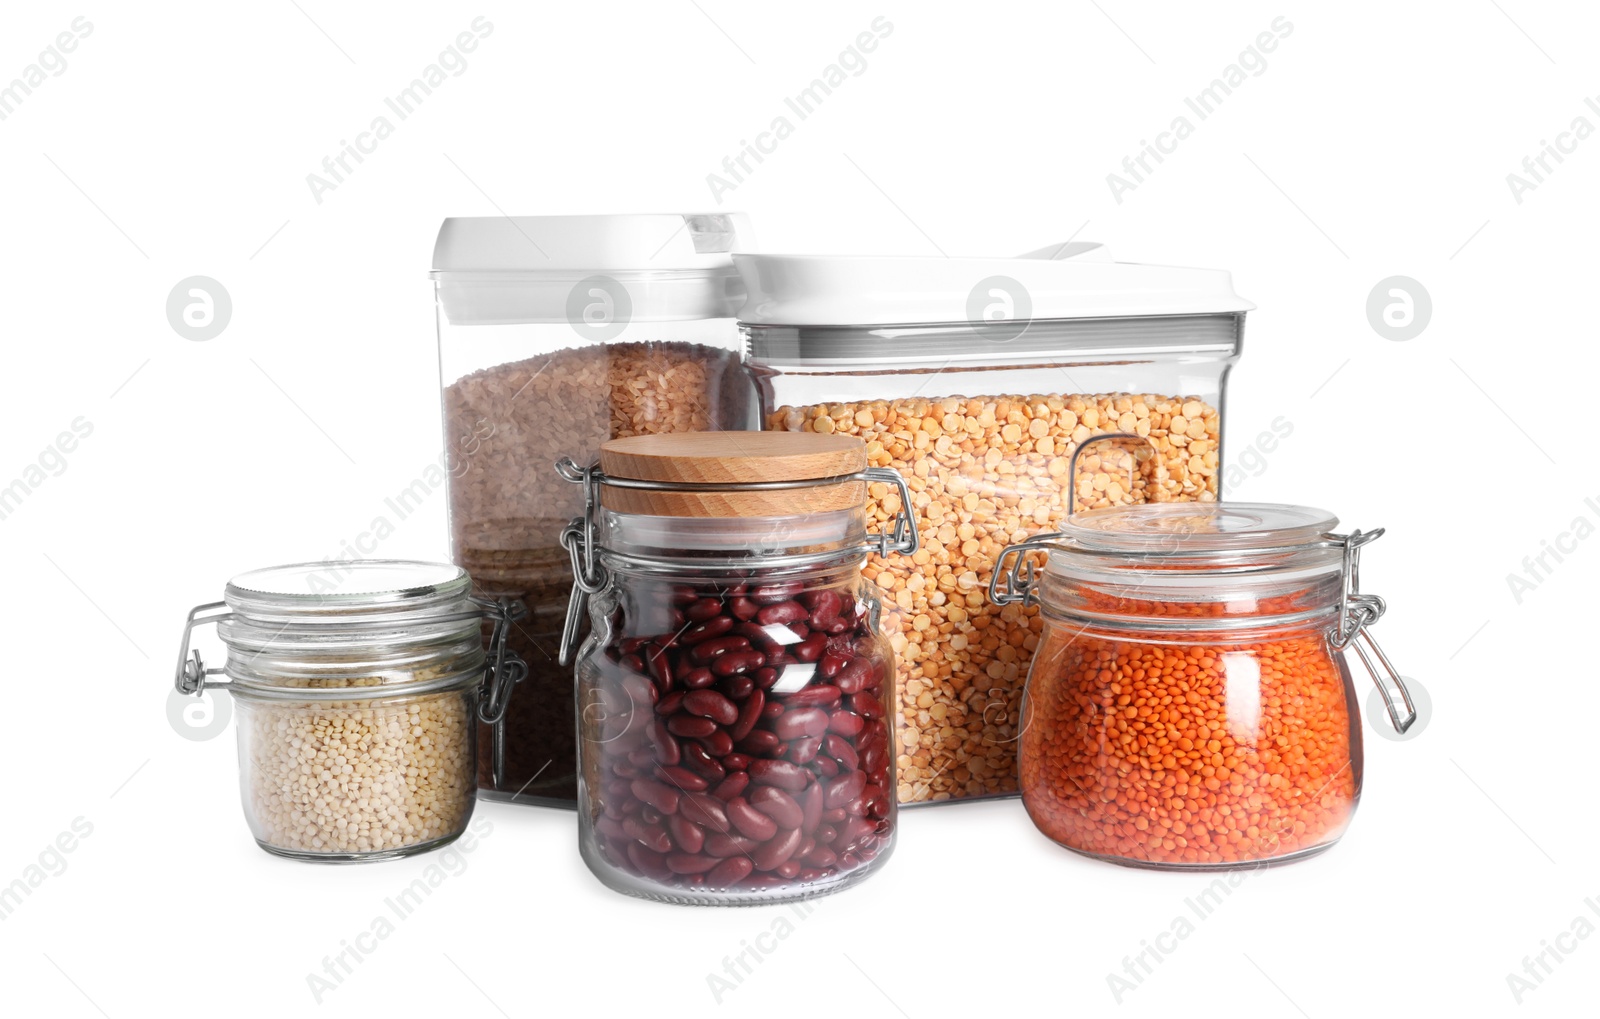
240, 684, 474, 856
582, 578, 894, 893
768, 392, 1219, 803
1019, 623, 1357, 866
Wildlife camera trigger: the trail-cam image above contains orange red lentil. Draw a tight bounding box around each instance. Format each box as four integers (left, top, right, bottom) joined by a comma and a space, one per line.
1019, 621, 1358, 866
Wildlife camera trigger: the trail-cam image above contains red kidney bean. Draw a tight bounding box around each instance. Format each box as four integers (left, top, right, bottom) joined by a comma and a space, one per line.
787, 736, 822, 765
815, 823, 838, 846
711, 772, 750, 801
799, 868, 825, 882
697, 730, 734, 758
711, 650, 766, 676
753, 667, 780, 690
644, 644, 674, 691
666, 853, 719, 875
749, 758, 810, 792
782, 684, 842, 708
825, 770, 867, 811
824, 734, 859, 771
682, 690, 739, 726
861, 745, 885, 781
669, 585, 699, 604
620, 635, 651, 655
849, 691, 885, 719
654, 765, 709, 793
678, 742, 726, 783
681, 667, 716, 690
801, 588, 842, 623
655, 692, 685, 717
682, 616, 735, 644
761, 701, 785, 721
668, 815, 705, 854
735, 730, 781, 756
648, 722, 681, 766
827, 710, 864, 737
595, 817, 627, 841
623, 817, 672, 854
796, 836, 816, 859
774, 707, 830, 741
619, 653, 646, 675
631, 779, 680, 815
679, 793, 731, 833
685, 597, 723, 622
666, 715, 716, 739
775, 860, 802, 880
837, 817, 875, 853
819, 648, 851, 679
722, 753, 751, 772
756, 601, 807, 626
833, 658, 873, 695
752, 827, 804, 871
707, 857, 754, 887
802, 782, 825, 832
628, 844, 671, 881
718, 674, 755, 700
793, 631, 829, 663
729, 596, 759, 621
729, 689, 765, 742
705, 832, 762, 857
821, 807, 847, 824
749, 786, 804, 829
691, 635, 751, 662
727, 798, 779, 841
751, 581, 803, 604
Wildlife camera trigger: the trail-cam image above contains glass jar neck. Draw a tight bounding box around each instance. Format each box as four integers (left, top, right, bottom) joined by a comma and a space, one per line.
596, 506, 870, 583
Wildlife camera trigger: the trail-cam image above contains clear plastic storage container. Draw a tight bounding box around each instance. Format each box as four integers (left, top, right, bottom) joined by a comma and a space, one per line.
991, 500, 1415, 868
432, 213, 756, 806
558, 432, 916, 904
737, 244, 1252, 805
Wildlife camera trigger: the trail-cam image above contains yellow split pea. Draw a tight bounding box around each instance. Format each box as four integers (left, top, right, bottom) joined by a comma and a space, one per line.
768, 392, 1220, 802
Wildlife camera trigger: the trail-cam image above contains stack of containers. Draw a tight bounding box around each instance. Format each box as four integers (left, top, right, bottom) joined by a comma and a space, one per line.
735, 244, 1253, 805
431, 213, 756, 806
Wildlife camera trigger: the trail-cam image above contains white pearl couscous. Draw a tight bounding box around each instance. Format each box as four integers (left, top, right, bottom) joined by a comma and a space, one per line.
240, 688, 473, 856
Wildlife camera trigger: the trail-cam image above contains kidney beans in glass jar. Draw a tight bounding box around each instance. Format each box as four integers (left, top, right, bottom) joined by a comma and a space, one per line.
560, 431, 916, 904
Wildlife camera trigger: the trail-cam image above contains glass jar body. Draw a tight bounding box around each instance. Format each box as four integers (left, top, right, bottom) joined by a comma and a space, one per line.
1018, 615, 1362, 869
439, 305, 755, 807
575, 558, 896, 905
750, 316, 1241, 806
236, 687, 478, 862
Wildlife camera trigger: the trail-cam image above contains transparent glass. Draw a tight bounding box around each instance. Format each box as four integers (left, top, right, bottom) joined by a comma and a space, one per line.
1019, 603, 1363, 869
575, 511, 896, 905
749, 315, 1241, 806
437, 291, 755, 807
237, 688, 477, 862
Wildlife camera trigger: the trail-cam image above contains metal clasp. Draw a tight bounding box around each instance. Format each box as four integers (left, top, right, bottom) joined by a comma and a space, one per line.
989, 532, 1062, 607
472, 596, 529, 726
1326, 528, 1415, 734
174, 601, 235, 697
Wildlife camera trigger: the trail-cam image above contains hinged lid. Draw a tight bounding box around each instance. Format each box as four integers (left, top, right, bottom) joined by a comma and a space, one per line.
1062, 503, 1339, 556
597, 432, 867, 517
734, 245, 1253, 327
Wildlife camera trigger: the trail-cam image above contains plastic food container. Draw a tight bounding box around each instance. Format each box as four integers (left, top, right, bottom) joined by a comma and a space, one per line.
558, 432, 916, 904
991, 499, 1415, 868
173, 561, 525, 862
737, 244, 1252, 805
432, 213, 756, 807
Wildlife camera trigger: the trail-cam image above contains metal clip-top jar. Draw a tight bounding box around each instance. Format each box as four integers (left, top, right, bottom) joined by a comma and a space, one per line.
991, 502, 1414, 869
559, 432, 918, 904
174, 560, 525, 862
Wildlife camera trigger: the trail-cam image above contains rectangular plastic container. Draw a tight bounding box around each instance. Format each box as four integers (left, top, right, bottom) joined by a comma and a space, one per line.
432, 213, 756, 806
735, 243, 1251, 805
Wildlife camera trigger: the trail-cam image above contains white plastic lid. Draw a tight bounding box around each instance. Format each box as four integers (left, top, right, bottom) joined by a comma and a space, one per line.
432, 213, 751, 275
734, 243, 1253, 326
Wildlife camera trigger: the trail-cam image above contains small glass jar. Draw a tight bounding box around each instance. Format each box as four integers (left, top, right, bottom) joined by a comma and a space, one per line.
174, 561, 524, 862
558, 432, 918, 904
992, 501, 1415, 869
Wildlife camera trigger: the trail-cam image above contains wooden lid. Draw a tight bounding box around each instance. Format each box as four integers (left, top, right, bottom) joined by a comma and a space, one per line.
598, 432, 867, 517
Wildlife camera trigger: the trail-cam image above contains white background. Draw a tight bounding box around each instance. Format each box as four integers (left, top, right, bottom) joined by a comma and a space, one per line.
2, 1, 1596, 1015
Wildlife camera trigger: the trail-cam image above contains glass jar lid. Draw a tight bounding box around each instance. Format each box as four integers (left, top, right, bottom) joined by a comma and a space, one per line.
1061, 502, 1339, 556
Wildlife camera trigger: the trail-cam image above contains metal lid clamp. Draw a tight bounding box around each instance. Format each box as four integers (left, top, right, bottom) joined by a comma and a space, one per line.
172, 596, 527, 726
554, 456, 920, 666
1326, 528, 1415, 734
